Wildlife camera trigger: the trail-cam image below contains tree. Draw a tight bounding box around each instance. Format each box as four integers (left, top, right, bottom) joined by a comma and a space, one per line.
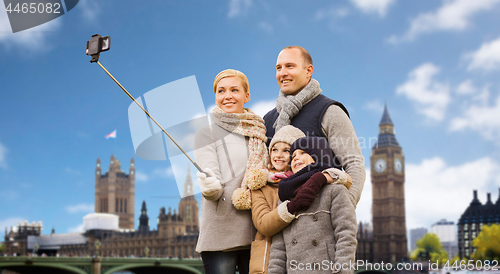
0, 244, 4, 253
472, 224, 500, 261
410, 233, 448, 265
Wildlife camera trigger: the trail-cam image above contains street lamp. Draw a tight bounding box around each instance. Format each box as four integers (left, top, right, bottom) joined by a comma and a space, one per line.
95, 240, 101, 257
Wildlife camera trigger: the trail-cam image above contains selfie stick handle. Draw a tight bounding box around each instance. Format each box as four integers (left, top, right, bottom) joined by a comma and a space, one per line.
96, 61, 208, 177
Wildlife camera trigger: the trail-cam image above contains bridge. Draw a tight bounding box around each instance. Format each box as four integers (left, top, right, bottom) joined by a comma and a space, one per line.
0, 256, 204, 274
0, 257, 400, 274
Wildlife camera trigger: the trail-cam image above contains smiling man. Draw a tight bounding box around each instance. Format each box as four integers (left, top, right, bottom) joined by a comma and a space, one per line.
263, 46, 365, 207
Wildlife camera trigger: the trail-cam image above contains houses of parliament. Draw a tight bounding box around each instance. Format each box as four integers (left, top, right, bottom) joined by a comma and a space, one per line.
4, 156, 200, 258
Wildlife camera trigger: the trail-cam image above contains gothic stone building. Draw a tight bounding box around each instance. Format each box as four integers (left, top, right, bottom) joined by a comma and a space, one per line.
84, 157, 199, 258
457, 189, 500, 258
95, 155, 135, 229
3, 156, 200, 258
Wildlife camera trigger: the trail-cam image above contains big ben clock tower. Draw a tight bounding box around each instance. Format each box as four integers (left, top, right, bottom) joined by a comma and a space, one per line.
371, 105, 407, 263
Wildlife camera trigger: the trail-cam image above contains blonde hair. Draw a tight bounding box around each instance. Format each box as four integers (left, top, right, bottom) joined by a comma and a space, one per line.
213, 69, 250, 95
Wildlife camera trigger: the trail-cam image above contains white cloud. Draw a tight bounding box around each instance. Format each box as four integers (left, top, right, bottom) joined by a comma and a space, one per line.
78, 0, 101, 22
65, 167, 81, 175
135, 171, 149, 182
258, 21, 273, 34
66, 203, 94, 214
0, 190, 19, 201
154, 167, 174, 178
404, 157, 500, 229
228, 0, 252, 18
456, 79, 478, 95
356, 168, 372, 223
358, 157, 500, 230
388, 0, 500, 43
350, 0, 395, 17
0, 217, 24, 231
465, 36, 500, 72
314, 7, 349, 29
68, 223, 84, 233
315, 7, 349, 20
396, 63, 450, 121
363, 100, 384, 113
449, 94, 500, 141
0, 142, 7, 169
0, 3, 61, 51
248, 100, 275, 118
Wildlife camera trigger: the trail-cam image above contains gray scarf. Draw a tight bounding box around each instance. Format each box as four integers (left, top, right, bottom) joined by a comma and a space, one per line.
273, 78, 322, 131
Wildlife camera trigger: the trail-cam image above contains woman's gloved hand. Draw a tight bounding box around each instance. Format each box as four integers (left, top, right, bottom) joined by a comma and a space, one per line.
197, 168, 221, 197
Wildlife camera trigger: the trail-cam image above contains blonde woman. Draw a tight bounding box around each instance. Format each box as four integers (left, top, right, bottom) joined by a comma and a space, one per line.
194, 69, 268, 274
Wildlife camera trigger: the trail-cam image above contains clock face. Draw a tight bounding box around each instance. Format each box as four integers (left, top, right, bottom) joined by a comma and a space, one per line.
395, 159, 403, 173
375, 159, 386, 173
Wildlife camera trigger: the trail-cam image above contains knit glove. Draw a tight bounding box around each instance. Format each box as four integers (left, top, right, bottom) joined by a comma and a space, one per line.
286, 172, 327, 214
196, 168, 221, 197
268, 170, 294, 182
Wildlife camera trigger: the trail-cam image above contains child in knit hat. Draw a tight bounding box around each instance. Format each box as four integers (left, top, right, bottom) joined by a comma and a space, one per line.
248, 127, 352, 274
248, 125, 304, 274
268, 136, 357, 274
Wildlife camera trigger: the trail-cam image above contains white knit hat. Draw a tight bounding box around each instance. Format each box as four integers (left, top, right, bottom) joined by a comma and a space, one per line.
269, 125, 306, 153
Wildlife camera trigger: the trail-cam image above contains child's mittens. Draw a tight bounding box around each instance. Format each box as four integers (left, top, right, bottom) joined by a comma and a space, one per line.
196, 168, 221, 197
287, 172, 327, 213
297, 172, 328, 194
287, 185, 317, 214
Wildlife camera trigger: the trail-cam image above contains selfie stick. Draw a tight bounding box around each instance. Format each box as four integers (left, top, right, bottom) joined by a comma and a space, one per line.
86, 34, 207, 176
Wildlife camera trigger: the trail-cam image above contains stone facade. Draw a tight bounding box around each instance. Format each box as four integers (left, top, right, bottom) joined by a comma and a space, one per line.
457, 189, 500, 258
3, 157, 200, 258
95, 156, 135, 230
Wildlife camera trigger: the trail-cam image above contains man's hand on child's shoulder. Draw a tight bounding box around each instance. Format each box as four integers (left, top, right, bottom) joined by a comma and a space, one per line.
323, 168, 353, 190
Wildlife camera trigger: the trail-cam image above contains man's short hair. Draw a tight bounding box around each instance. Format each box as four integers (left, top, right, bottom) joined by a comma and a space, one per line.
282, 46, 313, 67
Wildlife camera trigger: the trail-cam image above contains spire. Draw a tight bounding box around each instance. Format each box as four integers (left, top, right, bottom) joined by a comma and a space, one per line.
496, 188, 500, 205
183, 164, 194, 197
379, 103, 394, 126
141, 200, 147, 214
138, 200, 149, 232
373, 104, 400, 148
459, 190, 484, 225
486, 193, 493, 206
471, 190, 481, 205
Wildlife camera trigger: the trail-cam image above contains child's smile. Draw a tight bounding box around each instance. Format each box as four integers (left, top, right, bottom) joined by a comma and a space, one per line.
270, 142, 291, 172
291, 149, 315, 173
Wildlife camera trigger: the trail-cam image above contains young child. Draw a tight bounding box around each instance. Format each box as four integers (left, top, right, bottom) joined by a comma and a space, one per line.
248, 125, 304, 274
267, 136, 357, 274
248, 127, 351, 274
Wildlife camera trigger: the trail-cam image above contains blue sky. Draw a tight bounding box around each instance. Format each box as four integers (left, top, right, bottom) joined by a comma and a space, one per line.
1, 0, 500, 245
